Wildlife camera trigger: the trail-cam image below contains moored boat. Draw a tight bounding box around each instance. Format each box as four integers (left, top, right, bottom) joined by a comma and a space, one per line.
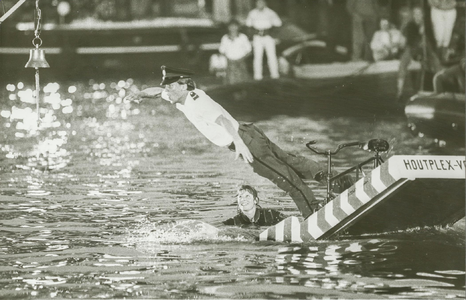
0, 18, 223, 79
404, 91, 465, 143
278, 38, 422, 98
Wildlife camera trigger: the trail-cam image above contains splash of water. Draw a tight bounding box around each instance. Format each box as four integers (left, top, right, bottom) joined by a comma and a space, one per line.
126, 219, 249, 251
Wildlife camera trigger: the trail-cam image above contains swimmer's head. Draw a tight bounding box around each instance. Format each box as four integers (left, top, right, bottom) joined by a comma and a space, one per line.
237, 185, 259, 212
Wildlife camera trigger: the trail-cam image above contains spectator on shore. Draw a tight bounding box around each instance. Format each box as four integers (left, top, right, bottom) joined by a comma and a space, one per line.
219, 20, 252, 85
318, 0, 350, 54
245, 0, 282, 80
346, 0, 380, 61
433, 58, 465, 94
428, 0, 457, 61
370, 18, 406, 61
397, 7, 442, 99
223, 185, 286, 227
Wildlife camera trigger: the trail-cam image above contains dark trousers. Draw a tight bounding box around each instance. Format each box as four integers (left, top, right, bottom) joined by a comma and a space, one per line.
350, 14, 378, 61
234, 123, 323, 218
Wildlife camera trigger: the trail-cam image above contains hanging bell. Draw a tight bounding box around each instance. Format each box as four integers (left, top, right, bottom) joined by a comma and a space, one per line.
25, 48, 50, 68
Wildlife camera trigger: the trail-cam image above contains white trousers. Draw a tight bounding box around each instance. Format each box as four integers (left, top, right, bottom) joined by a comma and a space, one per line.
430, 7, 457, 48
252, 35, 279, 80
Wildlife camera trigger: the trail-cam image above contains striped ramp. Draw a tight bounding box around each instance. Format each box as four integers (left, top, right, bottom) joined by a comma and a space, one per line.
259, 216, 303, 243
259, 155, 465, 242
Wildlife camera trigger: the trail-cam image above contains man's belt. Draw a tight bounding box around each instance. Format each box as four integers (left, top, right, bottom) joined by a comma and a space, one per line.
254, 28, 271, 36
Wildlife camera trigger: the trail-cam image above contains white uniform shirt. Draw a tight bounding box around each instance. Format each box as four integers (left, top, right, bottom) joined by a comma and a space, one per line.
219, 33, 252, 61
162, 89, 239, 147
245, 7, 282, 30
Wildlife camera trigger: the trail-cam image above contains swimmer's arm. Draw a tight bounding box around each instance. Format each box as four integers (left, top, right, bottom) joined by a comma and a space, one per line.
223, 217, 235, 225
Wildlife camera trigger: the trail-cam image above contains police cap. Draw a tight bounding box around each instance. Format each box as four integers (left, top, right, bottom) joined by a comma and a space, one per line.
160, 65, 194, 86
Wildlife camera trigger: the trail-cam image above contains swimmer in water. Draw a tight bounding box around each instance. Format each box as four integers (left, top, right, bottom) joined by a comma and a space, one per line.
223, 185, 286, 227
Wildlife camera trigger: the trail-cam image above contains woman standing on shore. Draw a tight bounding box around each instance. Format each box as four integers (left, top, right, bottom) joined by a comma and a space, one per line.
219, 19, 252, 85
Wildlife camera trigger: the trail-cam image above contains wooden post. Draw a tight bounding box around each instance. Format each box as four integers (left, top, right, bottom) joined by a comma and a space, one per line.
420, 0, 428, 91
0, 0, 27, 24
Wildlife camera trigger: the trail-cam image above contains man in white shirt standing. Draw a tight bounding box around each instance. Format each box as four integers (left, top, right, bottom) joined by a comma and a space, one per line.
245, 0, 282, 80
125, 66, 338, 219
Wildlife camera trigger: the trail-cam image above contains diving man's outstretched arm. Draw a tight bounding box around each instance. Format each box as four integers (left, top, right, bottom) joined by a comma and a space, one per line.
125, 87, 164, 103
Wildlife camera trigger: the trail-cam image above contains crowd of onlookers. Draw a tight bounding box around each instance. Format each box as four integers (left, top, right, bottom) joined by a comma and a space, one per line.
3, 0, 463, 95
358, 0, 464, 98
211, 0, 282, 84
346, 0, 458, 63
210, 0, 464, 96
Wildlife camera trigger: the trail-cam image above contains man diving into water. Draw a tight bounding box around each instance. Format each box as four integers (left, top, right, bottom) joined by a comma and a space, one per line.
125, 66, 350, 219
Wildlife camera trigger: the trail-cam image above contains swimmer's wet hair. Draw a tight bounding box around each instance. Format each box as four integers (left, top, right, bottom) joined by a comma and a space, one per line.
239, 185, 259, 202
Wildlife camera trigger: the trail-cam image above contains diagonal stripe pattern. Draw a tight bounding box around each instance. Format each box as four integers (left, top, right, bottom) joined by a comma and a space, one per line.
260, 155, 466, 242
259, 155, 405, 242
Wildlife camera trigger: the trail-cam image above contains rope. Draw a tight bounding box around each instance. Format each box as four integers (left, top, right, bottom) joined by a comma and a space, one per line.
35, 69, 40, 122
32, 0, 43, 126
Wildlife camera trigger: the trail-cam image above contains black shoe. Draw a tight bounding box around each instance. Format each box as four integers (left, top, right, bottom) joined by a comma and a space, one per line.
313, 171, 327, 183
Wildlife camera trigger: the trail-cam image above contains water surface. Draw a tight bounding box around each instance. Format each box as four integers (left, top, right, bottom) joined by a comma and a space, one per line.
0, 78, 464, 299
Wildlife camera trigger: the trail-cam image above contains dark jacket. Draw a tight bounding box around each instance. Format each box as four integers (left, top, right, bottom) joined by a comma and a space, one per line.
405, 21, 423, 49
404, 21, 424, 60
223, 207, 286, 227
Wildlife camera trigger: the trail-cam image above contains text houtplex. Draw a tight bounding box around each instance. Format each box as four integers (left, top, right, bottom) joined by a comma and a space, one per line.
403, 159, 465, 171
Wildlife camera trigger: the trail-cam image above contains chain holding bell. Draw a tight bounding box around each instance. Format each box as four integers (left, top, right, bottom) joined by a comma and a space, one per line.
25, 0, 49, 70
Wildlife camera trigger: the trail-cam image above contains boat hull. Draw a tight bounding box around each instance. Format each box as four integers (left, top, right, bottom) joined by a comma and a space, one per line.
405, 92, 465, 142
207, 74, 406, 119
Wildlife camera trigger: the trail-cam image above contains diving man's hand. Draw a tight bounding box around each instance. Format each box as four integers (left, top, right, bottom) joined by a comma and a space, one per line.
214, 115, 254, 164
124, 91, 148, 104
124, 87, 164, 103
234, 139, 254, 163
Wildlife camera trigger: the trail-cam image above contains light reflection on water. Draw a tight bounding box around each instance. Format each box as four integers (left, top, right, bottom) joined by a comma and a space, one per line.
0, 78, 464, 299
271, 238, 465, 297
